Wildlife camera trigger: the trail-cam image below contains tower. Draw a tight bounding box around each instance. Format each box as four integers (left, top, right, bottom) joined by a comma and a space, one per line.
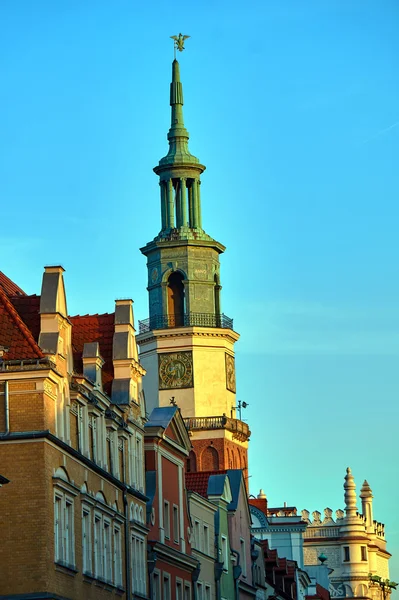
137, 53, 250, 478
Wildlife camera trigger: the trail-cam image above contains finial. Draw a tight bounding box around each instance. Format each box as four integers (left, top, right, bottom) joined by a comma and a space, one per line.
344, 466, 358, 517
171, 33, 190, 59
360, 479, 373, 498
258, 489, 267, 499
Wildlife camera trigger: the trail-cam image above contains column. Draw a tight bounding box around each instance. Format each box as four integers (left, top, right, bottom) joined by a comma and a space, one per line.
175, 180, 181, 227
160, 181, 167, 230
188, 181, 194, 227
192, 179, 199, 228
167, 179, 175, 228
197, 180, 202, 229
180, 178, 188, 226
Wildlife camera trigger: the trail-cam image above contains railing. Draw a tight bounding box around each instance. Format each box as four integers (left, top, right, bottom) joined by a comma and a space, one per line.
138, 312, 233, 334
0, 358, 56, 372
304, 526, 340, 538
183, 415, 250, 441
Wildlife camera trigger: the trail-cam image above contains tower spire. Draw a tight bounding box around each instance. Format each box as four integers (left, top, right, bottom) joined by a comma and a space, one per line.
158, 58, 200, 167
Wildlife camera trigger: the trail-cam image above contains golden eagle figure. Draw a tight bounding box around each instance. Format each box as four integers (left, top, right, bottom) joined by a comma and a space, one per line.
171, 33, 190, 52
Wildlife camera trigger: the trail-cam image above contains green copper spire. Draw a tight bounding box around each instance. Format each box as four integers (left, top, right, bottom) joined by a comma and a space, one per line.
159, 59, 200, 166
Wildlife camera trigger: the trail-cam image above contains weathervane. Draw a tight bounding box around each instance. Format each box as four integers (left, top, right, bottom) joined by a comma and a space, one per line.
171, 33, 190, 59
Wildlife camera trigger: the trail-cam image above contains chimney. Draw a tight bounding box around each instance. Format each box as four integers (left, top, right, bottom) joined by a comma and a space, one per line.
82, 342, 104, 390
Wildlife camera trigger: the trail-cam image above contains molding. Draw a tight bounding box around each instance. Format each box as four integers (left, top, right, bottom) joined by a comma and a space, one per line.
0, 430, 148, 502
151, 540, 199, 571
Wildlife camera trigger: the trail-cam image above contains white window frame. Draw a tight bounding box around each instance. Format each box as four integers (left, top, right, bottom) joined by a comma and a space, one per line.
152, 568, 161, 600
94, 512, 103, 579
163, 573, 171, 600
221, 535, 228, 572
53, 490, 75, 568
114, 525, 122, 587
82, 505, 92, 575
131, 532, 146, 595
164, 500, 170, 539
103, 518, 112, 582
205, 584, 211, 600
176, 578, 183, 600
194, 519, 201, 551
184, 581, 192, 600
173, 504, 179, 543
203, 524, 209, 555
196, 581, 204, 600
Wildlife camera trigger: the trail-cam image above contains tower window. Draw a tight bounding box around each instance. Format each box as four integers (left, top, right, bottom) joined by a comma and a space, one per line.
167, 272, 185, 326
361, 546, 367, 561
343, 546, 350, 562
201, 446, 219, 471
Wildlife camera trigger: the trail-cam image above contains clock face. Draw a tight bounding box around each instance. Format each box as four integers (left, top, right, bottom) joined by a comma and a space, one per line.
159, 352, 193, 389
225, 353, 236, 393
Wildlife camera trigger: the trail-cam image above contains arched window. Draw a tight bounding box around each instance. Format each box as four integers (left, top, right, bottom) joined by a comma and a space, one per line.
186, 450, 197, 473
167, 272, 185, 326
201, 446, 219, 471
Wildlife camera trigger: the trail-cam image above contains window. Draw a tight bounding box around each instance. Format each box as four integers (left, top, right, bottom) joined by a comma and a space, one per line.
94, 514, 103, 578
173, 505, 179, 543
176, 580, 183, 600
164, 501, 170, 539
194, 519, 201, 551
184, 582, 191, 600
163, 574, 171, 600
89, 415, 97, 462
205, 584, 211, 600
136, 435, 143, 490
54, 492, 75, 567
103, 520, 112, 582
152, 570, 161, 600
129, 434, 136, 486
240, 538, 247, 577
343, 546, 350, 562
361, 546, 367, 561
221, 535, 228, 571
118, 438, 125, 482
203, 525, 209, 555
114, 526, 122, 586
106, 431, 113, 474
82, 507, 91, 574
132, 533, 146, 594
196, 582, 203, 600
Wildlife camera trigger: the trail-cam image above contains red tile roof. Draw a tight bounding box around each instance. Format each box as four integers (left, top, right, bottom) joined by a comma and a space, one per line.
0, 287, 43, 360
0, 271, 26, 297
10, 295, 41, 342
185, 469, 227, 498
70, 313, 115, 395
306, 584, 330, 600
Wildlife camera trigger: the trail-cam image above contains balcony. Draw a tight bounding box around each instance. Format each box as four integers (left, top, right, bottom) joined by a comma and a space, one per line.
183, 415, 250, 442
138, 312, 234, 334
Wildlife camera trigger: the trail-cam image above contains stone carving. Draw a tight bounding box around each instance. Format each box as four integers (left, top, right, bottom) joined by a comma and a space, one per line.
322, 507, 334, 525
301, 509, 310, 523
329, 583, 345, 598
312, 511, 322, 525
335, 509, 345, 520
225, 353, 236, 393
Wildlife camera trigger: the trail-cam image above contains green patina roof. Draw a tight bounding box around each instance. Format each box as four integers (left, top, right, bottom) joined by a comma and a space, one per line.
158, 59, 201, 167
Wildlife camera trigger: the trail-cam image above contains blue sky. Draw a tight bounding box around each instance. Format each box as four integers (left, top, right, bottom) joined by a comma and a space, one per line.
1, 0, 398, 583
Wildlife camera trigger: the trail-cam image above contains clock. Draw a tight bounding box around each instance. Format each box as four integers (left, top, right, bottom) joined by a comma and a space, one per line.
225, 353, 236, 393
159, 352, 193, 389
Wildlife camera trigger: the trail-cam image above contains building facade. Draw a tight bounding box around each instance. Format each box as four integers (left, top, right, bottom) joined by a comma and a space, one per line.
302, 468, 391, 600
0, 268, 148, 599
136, 57, 250, 481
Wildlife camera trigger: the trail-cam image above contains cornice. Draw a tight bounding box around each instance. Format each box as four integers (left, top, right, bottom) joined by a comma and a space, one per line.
137, 327, 239, 345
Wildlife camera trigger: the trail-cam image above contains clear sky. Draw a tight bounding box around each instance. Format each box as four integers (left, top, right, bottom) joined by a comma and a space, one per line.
1, 0, 398, 584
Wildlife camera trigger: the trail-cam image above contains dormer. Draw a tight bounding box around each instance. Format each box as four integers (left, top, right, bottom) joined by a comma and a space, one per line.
111, 299, 145, 407
82, 342, 104, 390
38, 266, 73, 375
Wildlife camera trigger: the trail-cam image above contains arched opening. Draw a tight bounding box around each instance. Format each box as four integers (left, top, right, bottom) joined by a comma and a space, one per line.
167, 271, 185, 326
186, 450, 197, 473
201, 446, 219, 471
214, 274, 221, 326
